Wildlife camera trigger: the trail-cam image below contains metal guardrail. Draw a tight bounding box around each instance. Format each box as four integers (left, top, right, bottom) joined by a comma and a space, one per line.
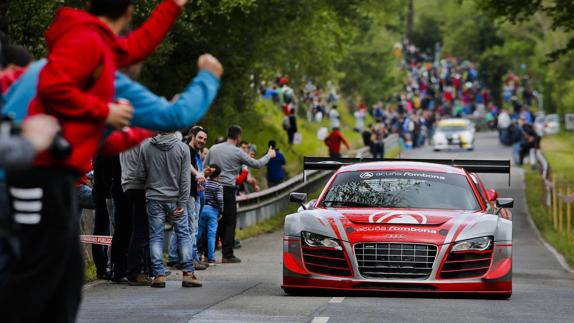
235, 134, 401, 229
354, 134, 400, 158
532, 148, 552, 207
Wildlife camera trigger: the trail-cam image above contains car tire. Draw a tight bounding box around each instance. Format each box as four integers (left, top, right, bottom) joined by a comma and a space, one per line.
283, 288, 306, 296
487, 292, 512, 300
467, 147, 474, 151
433, 148, 440, 152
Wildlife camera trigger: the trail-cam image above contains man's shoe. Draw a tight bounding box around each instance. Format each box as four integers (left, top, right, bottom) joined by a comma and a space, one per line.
151, 275, 167, 288
194, 261, 208, 271
128, 274, 152, 286
208, 260, 217, 267
111, 276, 129, 284
234, 240, 242, 249
182, 272, 202, 287
222, 256, 242, 263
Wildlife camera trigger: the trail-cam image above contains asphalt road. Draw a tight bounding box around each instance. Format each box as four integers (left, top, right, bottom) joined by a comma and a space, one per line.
78, 131, 574, 323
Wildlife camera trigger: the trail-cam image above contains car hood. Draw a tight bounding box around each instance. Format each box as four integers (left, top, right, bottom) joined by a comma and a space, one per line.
341, 208, 463, 225
310, 208, 492, 245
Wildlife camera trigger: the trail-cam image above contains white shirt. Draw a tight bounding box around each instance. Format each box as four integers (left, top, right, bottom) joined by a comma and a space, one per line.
498, 112, 511, 129
329, 109, 340, 129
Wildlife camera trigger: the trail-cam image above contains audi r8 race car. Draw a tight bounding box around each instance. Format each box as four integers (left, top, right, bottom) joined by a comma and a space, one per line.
282, 157, 513, 298
432, 118, 475, 151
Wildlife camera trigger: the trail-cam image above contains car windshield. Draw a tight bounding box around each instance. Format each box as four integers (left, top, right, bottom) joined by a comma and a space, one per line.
437, 125, 468, 132
321, 170, 480, 210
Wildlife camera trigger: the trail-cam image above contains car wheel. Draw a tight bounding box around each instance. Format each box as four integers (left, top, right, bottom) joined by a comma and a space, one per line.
467, 147, 474, 151
433, 148, 440, 152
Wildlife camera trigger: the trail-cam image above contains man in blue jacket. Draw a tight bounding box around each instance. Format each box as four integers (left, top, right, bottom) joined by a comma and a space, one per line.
2, 54, 222, 130
0, 53, 222, 284
266, 140, 286, 187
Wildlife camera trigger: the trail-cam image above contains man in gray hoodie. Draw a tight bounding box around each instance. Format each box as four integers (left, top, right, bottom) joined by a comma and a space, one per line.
137, 132, 200, 288
204, 125, 276, 263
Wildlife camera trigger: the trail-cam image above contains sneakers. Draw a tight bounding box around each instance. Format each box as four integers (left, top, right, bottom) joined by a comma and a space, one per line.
208, 260, 217, 267
182, 272, 202, 288
128, 274, 152, 286
222, 256, 242, 263
234, 240, 242, 249
151, 275, 167, 288
194, 261, 208, 271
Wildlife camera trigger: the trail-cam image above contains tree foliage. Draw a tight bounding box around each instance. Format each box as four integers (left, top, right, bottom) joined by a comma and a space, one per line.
2, 0, 403, 126
477, 0, 574, 61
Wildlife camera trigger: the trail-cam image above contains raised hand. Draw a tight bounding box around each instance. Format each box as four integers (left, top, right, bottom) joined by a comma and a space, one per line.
198, 54, 224, 79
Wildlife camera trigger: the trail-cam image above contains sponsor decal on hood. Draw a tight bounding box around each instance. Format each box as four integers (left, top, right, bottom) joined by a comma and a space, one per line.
368, 211, 427, 224
354, 225, 438, 234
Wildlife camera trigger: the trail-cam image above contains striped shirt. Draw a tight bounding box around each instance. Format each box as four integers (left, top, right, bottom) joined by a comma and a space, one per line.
204, 179, 224, 213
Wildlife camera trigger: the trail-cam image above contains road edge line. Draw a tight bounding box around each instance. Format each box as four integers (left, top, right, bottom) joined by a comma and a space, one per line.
83, 279, 106, 291
521, 171, 574, 275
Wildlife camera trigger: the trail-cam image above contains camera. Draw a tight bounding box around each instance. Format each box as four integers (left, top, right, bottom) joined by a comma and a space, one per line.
0, 116, 72, 160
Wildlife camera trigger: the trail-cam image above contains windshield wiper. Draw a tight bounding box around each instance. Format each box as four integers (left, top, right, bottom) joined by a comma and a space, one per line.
321, 200, 372, 207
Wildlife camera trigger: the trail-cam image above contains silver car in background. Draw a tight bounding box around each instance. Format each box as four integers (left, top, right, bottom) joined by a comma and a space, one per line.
432, 118, 475, 151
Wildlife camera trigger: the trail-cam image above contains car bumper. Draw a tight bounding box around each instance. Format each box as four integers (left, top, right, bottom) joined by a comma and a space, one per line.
282, 277, 512, 294
433, 142, 474, 150
283, 237, 512, 294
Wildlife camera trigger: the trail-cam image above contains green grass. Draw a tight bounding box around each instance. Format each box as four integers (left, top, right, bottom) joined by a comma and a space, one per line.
523, 132, 574, 268
541, 132, 574, 185
84, 259, 98, 283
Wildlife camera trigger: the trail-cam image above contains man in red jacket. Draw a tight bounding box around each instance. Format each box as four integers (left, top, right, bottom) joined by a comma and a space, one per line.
324, 127, 351, 158
1, 1, 189, 322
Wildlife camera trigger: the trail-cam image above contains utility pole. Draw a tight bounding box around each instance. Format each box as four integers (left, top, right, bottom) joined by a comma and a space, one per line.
406, 0, 414, 43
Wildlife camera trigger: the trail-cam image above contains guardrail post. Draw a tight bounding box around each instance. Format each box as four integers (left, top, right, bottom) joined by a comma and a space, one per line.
558, 188, 564, 238
567, 186, 571, 242
553, 174, 557, 229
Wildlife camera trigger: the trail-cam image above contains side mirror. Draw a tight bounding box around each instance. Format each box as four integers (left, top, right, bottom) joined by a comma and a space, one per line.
496, 198, 514, 209
290, 192, 308, 210
486, 189, 498, 202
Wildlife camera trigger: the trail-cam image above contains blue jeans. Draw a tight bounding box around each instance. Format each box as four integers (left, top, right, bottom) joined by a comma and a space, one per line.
147, 200, 194, 275
512, 142, 522, 164
197, 205, 219, 262
168, 197, 200, 263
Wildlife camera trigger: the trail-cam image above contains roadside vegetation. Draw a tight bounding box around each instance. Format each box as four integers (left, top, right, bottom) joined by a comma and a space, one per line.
84, 260, 98, 283
524, 132, 574, 267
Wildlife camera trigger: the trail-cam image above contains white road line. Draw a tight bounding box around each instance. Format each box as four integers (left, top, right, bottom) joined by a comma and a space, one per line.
329, 297, 345, 303
311, 317, 330, 323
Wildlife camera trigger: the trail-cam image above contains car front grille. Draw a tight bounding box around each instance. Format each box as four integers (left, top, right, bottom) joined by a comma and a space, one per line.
354, 243, 437, 279
301, 241, 352, 277
439, 249, 493, 279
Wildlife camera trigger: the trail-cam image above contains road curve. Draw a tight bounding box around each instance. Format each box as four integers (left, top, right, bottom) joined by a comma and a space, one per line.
78, 132, 574, 323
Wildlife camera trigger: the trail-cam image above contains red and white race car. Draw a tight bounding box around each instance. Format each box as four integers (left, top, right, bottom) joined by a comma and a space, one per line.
282, 157, 514, 298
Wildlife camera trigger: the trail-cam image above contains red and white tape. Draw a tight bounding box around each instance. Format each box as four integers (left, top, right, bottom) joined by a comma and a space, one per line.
80, 235, 112, 246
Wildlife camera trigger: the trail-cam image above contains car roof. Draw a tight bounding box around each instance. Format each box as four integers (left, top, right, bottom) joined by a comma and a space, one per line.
338, 161, 468, 175
437, 118, 470, 126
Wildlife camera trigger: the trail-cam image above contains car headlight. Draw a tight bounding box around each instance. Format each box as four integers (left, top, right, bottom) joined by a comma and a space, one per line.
451, 236, 492, 252
433, 133, 446, 141
301, 231, 342, 250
